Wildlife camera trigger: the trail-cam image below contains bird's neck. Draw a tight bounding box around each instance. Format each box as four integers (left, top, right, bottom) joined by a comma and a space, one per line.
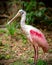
20, 13, 26, 29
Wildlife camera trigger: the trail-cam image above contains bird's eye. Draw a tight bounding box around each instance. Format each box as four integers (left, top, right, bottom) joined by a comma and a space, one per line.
21, 11, 24, 15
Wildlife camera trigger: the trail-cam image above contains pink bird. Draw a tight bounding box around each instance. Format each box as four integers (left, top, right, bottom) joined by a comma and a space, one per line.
8, 9, 49, 64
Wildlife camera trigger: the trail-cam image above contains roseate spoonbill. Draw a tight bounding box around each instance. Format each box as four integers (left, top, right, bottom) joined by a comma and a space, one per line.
7, 9, 49, 63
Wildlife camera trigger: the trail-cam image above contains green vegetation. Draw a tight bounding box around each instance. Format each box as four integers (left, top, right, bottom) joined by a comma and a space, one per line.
9, 59, 48, 65
21, 34, 27, 44
0, 41, 2, 46
21, 0, 52, 30
10, 60, 25, 65
37, 59, 47, 65
7, 22, 17, 35
49, 49, 52, 53
27, 58, 34, 65
0, 54, 11, 60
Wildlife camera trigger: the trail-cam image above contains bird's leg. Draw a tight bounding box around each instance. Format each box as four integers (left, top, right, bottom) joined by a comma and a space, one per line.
42, 52, 46, 60
33, 44, 38, 64
42, 48, 48, 60
42, 50, 47, 60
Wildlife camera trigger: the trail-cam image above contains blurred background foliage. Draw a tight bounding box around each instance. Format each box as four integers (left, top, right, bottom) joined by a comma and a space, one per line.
0, 0, 52, 30
21, 0, 52, 30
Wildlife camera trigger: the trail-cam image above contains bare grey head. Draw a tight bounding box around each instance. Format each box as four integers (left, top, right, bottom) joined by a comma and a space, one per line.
18, 9, 26, 16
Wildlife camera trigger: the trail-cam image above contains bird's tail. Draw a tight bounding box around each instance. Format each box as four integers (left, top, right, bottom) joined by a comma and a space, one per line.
42, 42, 49, 53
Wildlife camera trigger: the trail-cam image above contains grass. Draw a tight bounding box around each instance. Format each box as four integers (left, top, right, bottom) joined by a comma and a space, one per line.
0, 54, 11, 60
0, 24, 52, 65
0, 29, 6, 33
9, 59, 48, 65
10, 59, 26, 65
27, 58, 34, 65
37, 59, 47, 65
21, 34, 27, 44
10, 58, 33, 65
7, 22, 17, 35
0, 40, 3, 46
49, 49, 52, 53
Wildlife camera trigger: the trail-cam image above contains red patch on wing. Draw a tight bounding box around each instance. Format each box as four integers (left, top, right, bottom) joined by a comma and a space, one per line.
30, 30, 42, 38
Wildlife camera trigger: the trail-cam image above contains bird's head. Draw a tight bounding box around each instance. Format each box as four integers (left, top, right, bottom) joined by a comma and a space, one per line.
7, 9, 26, 25
16, 9, 26, 17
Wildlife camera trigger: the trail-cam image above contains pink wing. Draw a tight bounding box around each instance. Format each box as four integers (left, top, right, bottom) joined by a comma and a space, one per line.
30, 30, 49, 52
30, 30, 43, 38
